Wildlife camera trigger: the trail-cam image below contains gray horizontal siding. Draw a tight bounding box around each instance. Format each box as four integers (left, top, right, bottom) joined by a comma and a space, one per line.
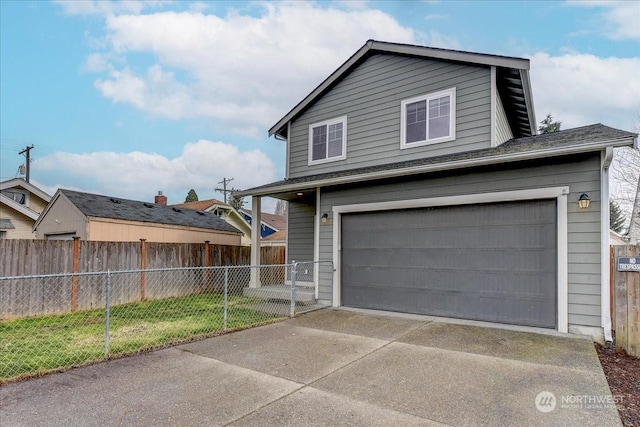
287, 201, 315, 266
495, 93, 513, 145
317, 153, 603, 328
289, 53, 492, 178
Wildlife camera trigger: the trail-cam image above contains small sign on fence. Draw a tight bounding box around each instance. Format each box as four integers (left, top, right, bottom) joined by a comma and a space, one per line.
617, 257, 640, 272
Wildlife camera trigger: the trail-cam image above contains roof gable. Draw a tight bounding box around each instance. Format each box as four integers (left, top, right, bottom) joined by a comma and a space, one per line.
269, 39, 535, 139
47, 190, 241, 234
0, 193, 41, 220
0, 178, 52, 203
240, 209, 286, 231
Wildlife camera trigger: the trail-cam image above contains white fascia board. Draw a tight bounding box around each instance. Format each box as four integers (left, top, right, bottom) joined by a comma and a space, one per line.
520, 69, 537, 135
240, 137, 635, 197
0, 193, 39, 220
0, 178, 52, 202
269, 40, 529, 138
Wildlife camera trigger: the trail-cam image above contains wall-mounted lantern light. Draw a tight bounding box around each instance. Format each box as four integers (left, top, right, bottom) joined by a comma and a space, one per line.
321, 213, 329, 223
578, 193, 590, 209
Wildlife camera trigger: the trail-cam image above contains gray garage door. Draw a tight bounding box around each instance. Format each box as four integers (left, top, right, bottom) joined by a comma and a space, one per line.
341, 200, 557, 328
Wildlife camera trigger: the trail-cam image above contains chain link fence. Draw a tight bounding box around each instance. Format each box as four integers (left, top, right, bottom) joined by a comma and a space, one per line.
0, 261, 332, 383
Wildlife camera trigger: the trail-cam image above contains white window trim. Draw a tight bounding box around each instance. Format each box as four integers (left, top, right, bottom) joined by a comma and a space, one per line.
308, 116, 347, 166
400, 87, 456, 149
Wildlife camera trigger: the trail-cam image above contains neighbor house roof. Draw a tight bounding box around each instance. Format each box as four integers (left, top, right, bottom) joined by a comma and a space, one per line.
238, 124, 638, 197
0, 219, 15, 229
263, 229, 286, 241
35, 189, 241, 234
240, 209, 286, 231
0, 178, 52, 203
172, 199, 229, 211
270, 39, 536, 139
0, 178, 52, 220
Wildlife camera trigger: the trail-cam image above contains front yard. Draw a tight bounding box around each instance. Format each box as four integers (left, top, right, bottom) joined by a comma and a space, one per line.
0, 293, 284, 383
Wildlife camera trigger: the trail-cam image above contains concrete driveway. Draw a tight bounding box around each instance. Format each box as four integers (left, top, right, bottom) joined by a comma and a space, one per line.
0, 308, 621, 426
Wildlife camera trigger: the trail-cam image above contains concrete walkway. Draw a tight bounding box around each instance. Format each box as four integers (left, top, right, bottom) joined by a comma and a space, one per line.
0, 309, 621, 426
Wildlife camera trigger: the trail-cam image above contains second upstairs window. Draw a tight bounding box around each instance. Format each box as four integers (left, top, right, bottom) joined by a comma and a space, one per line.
401, 88, 456, 149
308, 116, 347, 165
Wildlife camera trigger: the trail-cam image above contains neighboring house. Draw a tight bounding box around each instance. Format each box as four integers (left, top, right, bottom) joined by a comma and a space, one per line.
260, 229, 286, 247
238, 40, 638, 341
173, 199, 253, 246
0, 178, 51, 239
33, 189, 242, 244
240, 209, 286, 239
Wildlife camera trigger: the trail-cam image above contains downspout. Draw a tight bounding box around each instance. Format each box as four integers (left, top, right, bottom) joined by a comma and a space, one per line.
601, 147, 614, 342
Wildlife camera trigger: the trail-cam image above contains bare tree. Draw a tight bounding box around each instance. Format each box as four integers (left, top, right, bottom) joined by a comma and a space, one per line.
610, 145, 640, 235
274, 199, 288, 216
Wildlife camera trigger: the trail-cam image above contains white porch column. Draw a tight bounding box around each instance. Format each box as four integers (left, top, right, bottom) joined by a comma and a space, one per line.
249, 196, 261, 288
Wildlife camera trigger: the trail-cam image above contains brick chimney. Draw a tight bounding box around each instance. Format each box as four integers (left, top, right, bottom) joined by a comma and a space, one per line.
154, 191, 167, 206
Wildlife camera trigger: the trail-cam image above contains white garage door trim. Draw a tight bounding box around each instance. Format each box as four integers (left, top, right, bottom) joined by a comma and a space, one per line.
331, 186, 570, 333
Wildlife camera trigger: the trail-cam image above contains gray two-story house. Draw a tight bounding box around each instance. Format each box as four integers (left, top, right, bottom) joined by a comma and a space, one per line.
238, 40, 637, 341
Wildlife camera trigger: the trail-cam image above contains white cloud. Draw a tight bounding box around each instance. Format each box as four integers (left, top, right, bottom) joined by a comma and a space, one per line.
570, 1, 640, 41
83, 2, 415, 136
54, 0, 169, 16
33, 140, 277, 205
529, 52, 640, 131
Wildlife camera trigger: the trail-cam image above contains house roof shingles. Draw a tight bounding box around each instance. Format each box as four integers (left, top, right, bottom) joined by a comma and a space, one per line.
172, 199, 229, 211
241, 209, 286, 231
239, 124, 637, 196
60, 190, 240, 234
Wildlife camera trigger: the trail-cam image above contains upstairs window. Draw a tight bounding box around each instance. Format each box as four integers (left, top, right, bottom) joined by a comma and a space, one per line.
308, 116, 347, 165
401, 88, 456, 149
1, 190, 27, 205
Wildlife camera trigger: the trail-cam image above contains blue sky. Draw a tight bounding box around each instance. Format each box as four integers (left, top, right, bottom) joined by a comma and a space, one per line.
1, 0, 639, 212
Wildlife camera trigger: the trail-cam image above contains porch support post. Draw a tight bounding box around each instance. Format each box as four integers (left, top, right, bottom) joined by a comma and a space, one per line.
250, 196, 261, 288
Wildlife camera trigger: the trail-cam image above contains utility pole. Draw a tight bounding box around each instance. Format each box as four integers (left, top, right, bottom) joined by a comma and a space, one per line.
214, 177, 234, 204
19, 145, 34, 182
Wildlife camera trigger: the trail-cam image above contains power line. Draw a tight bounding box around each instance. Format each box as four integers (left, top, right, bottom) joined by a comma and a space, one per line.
18, 145, 34, 182
214, 177, 234, 204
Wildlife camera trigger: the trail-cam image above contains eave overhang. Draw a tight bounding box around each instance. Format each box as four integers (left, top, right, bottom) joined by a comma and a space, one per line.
237, 135, 636, 198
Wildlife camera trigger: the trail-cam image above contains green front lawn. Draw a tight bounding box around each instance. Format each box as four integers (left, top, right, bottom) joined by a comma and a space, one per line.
0, 293, 283, 383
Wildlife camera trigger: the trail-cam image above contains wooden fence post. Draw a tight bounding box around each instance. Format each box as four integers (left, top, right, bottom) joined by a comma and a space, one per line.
204, 241, 211, 291
71, 237, 80, 312
614, 245, 640, 357
140, 239, 147, 301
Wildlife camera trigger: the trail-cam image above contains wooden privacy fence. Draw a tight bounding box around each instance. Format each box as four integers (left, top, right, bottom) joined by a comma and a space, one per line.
0, 240, 286, 319
610, 245, 639, 357
0, 239, 285, 277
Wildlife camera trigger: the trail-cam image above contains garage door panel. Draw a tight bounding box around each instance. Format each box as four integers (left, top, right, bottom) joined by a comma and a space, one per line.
344, 248, 555, 272
341, 200, 557, 328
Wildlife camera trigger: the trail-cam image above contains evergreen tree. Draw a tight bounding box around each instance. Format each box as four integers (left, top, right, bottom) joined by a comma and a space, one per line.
538, 114, 562, 134
185, 189, 199, 203
610, 200, 626, 233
